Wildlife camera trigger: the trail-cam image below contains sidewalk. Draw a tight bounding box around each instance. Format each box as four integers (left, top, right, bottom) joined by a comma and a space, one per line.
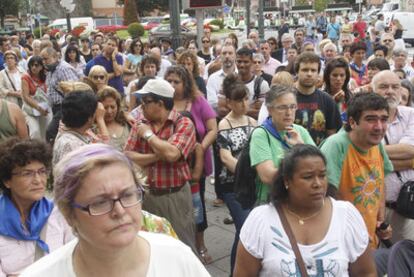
203, 181, 235, 277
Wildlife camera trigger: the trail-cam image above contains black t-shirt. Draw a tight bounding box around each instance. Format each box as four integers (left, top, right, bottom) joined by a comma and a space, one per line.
81, 52, 93, 63
294, 89, 342, 145
197, 50, 212, 65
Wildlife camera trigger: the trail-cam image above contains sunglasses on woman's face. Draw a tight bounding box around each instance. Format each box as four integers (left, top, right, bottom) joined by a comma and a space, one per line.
92, 75, 105, 80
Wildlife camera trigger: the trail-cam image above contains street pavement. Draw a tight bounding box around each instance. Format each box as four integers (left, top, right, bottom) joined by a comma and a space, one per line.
203, 178, 234, 277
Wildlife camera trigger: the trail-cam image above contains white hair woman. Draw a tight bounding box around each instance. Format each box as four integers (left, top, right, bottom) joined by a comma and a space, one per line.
21, 144, 210, 277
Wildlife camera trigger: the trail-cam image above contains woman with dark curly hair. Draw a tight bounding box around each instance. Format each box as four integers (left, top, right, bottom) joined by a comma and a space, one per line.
323, 57, 352, 124
97, 86, 130, 151
177, 50, 207, 96
165, 65, 217, 264
123, 38, 144, 75
64, 44, 85, 78
21, 56, 52, 140
0, 138, 73, 276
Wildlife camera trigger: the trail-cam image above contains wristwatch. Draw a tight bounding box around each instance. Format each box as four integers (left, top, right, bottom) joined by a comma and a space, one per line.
143, 130, 154, 141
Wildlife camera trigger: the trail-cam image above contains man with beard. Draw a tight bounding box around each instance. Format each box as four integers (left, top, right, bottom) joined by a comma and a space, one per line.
217, 47, 269, 119
321, 92, 393, 249
85, 36, 124, 96
206, 44, 237, 111
40, 47, 79, 143
257, 53, 341, 141
372, 70, 414, 243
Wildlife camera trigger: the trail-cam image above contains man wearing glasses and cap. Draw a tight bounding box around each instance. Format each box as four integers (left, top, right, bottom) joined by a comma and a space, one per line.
124, 78, 198, 254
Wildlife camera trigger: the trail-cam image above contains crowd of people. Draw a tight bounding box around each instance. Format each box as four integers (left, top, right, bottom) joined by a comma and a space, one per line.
1, 12, 414, 276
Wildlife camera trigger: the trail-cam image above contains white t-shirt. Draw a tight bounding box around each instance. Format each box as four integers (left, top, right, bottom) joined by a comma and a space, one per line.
240, 199, 369, 277
218, 75, 269, 104
21, 231, 211, 277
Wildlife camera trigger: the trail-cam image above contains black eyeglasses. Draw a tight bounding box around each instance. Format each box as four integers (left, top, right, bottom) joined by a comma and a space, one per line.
71, 188, 144, 216
92, 75, 105, 80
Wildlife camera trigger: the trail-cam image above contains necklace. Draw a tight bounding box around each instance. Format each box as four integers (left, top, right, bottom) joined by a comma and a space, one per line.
285, 199, 325, 225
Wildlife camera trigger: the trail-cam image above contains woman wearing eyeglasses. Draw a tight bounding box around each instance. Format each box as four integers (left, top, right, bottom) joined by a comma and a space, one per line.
21, 143, 210, 277
0, 138, 74, 277
250, 85, 315, 207
21, 56, 52, 140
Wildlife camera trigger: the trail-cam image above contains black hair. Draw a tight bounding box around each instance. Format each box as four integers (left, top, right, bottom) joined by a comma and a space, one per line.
28, 56, 46, 82
350, 41, 367, 55
0, 138, 52, 196
64, 44, 81, 63
367, 57, 390, 70
270, 144, 327, 203
236, 47, 253, 59
374, 44, 388, 57
0, 36, 7, 47
323, 58, 351, 103
130, 38, 144, 55
345, 93, 389, 132
401, 79, 413, 106
140, 54, 160, 75
144, 92, 174, 111
294, 52, 321, 73
62, 90, 98, 128
393, 68, 406, 79
222, 73, 248, 101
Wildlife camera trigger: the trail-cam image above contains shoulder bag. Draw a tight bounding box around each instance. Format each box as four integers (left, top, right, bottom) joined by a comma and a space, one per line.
384, 135, 414, 219
275, 202, 309, 277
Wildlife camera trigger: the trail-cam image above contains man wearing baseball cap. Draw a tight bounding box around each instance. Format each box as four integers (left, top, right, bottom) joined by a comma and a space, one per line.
124, 78, 197, 253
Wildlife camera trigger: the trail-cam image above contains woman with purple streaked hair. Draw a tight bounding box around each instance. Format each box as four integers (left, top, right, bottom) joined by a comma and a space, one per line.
21, 143, 210, 277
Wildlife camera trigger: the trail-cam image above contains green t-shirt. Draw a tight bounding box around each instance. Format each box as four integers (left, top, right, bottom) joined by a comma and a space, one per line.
320, 131, 393, 247
250, 124, 315, 204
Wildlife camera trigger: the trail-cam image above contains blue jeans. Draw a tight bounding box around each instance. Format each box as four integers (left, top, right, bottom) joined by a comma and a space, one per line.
222, 192, 251, 276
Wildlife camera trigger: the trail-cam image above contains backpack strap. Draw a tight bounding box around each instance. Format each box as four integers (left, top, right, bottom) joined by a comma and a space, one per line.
253, 76, 264, 100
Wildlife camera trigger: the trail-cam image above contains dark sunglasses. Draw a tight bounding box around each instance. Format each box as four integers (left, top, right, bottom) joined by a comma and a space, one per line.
92, 75, 105, 80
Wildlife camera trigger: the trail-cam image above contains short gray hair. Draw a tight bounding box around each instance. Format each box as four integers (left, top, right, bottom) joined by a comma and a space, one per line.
253, 53, 265, 63
281, 33, 294, 42
393, 49, 408, 57
265, 84, 296, 106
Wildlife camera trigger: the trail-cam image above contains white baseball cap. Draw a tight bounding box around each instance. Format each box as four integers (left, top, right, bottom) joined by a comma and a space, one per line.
136, 79, 175, 99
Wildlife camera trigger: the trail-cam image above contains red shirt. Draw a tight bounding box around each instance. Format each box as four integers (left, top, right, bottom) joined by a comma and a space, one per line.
353, 21, 367, 39
21, 74, 47, 96
125, 109, 196, 189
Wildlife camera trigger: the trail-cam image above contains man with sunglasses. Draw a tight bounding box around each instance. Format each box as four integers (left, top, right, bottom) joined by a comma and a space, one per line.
124, 78, 197, 253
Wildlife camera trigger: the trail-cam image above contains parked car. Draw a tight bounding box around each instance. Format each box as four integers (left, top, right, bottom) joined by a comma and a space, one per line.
140, 16, 163, 31
149, 24, 197, 44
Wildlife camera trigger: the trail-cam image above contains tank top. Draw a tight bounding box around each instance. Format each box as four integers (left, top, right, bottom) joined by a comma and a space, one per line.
0, 100, 17, 142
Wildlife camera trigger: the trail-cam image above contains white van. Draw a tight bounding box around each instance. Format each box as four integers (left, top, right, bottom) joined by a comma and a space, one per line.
48, 17, 94, 31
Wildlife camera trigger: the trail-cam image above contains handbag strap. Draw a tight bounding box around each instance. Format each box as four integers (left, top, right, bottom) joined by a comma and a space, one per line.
276, 202, 309, 277
384, 135, 404, 182
4, 70, 17, 91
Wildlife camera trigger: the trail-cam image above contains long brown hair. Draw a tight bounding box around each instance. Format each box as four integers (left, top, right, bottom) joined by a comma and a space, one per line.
96, 86, 127, 125
164, 65, 201, 101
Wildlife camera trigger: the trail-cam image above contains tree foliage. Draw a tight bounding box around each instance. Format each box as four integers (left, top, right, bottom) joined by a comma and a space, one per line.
0, 0, 21, 28
124, 0, 139, 25
136, 0, 169, 16
314, 0, 327, 12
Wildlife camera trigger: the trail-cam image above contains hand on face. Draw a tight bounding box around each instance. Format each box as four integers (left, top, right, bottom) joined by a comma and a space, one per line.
284, 126, 304, 146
